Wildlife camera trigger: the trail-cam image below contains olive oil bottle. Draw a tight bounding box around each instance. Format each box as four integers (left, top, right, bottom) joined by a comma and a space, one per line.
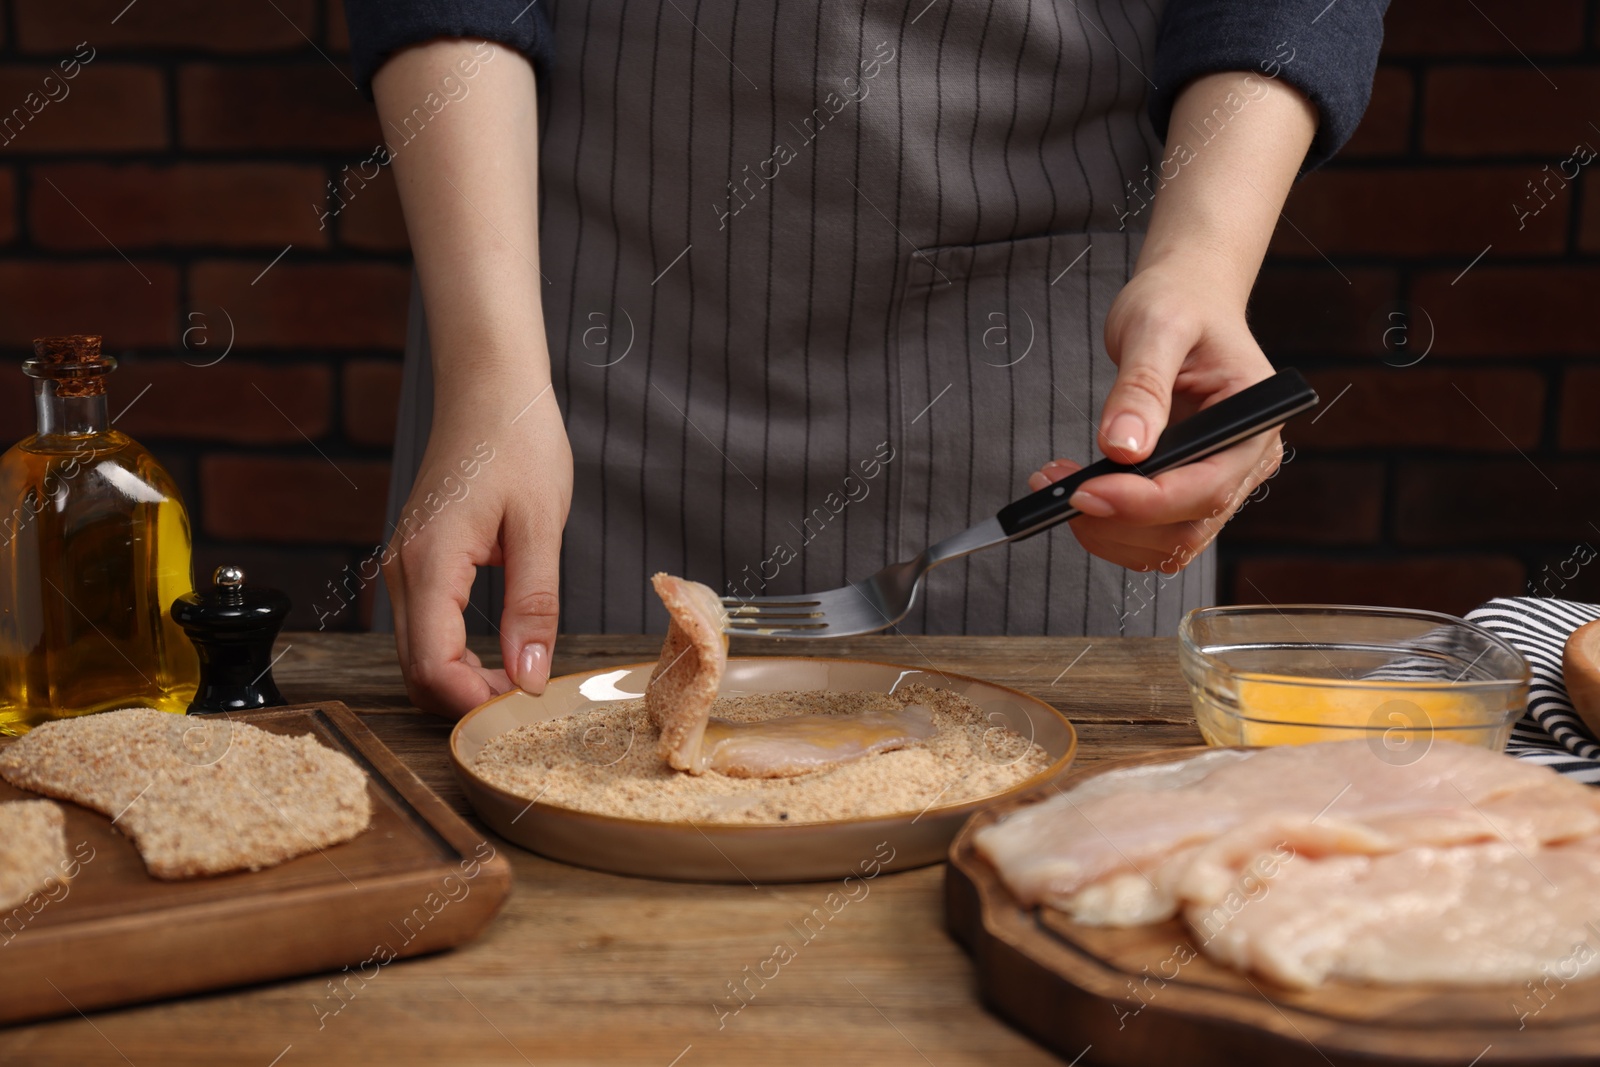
0, 336, 198, 734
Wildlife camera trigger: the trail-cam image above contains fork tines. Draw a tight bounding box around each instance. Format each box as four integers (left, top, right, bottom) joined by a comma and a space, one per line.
721, 596, 826, 631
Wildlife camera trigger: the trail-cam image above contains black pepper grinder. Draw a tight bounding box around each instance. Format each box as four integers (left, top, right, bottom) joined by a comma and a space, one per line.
171, 565, 292, 714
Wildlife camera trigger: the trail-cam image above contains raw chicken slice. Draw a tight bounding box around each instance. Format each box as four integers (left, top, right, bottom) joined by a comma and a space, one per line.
1194, 837, 1600, 989
644, 572, 729, 772
974, 740, 1600, 920
698, 704, 938, 778
644, 573, 943, 777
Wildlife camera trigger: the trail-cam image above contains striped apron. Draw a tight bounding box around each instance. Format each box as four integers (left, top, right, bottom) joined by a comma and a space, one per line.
377, 0, 1217, 637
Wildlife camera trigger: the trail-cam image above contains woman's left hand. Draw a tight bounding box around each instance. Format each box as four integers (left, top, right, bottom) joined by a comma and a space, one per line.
1028, 69, 1316, 574
1025, 258, 1284, 573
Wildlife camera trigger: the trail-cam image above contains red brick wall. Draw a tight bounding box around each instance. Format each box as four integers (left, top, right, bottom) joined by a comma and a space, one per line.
0, 0, 407, 628
0, 1, 1590, 628
1234, 0, 1600, 616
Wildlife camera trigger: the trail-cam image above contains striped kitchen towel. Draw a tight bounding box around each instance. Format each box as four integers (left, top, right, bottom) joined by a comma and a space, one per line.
1466, 597, 1600, 783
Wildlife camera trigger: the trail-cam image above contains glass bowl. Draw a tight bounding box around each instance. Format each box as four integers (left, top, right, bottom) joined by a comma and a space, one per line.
1177, 605, 1531, 752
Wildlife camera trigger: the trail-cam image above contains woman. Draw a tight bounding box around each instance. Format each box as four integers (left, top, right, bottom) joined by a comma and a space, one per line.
343, 0, 1386, 716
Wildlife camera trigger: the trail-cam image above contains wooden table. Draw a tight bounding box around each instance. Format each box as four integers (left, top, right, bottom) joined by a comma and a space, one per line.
0, 632, 1200, 1067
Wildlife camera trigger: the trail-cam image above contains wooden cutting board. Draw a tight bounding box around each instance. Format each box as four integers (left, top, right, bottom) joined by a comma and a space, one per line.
0, 702, 512, 1026
946, 748, 1600, 1067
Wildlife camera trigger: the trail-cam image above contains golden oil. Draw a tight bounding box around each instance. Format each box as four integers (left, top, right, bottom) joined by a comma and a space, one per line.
0, 336, 198, 734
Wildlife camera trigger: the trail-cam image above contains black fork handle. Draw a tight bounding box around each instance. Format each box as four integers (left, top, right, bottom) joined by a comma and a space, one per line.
995, 368, 1320, 541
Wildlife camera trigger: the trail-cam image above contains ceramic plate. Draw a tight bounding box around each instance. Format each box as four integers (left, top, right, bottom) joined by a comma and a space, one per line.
450, 657, 1077, 883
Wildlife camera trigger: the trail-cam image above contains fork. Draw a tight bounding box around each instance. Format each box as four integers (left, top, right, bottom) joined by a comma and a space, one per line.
721, 368, 1319, 637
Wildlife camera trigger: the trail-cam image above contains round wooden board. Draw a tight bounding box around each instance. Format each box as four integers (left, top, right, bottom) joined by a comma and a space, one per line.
946, 748, 1600, 1066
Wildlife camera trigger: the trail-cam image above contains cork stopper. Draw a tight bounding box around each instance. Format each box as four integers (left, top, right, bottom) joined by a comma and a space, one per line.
27, 334, 109, 397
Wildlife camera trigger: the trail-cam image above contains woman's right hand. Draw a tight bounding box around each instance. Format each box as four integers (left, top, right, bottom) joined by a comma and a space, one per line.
383, 377, 573, 717
371, 38, 558, 717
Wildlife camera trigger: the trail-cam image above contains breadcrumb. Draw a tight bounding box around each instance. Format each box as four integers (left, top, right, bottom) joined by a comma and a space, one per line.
0, 709, 372, 879
472, 683, 1052, 825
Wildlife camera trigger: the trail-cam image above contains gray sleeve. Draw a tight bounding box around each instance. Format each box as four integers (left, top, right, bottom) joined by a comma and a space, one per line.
1148, 0, 1391, 172
342, 0, 554, 98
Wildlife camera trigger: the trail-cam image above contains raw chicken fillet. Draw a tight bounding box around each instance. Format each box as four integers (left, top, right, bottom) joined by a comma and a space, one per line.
645, 573, 938, 777
973, 740, 1600, 988
644, 573, 729, 772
